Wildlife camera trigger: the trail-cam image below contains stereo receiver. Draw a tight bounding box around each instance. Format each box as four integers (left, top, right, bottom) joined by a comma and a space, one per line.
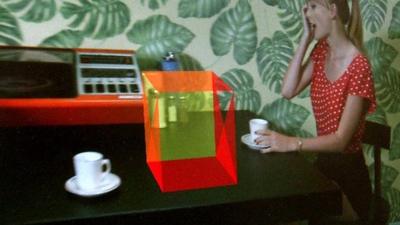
0, 46, 144, 126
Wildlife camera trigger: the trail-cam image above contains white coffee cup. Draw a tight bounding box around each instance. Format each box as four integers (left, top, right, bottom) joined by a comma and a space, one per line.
73, 152, 111, 191
249, 118, 268, 143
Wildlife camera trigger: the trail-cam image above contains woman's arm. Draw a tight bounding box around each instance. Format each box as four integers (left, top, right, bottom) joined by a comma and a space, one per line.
281, 47, 313, 99
281, 5, 314, 99
256, 95, 369, 153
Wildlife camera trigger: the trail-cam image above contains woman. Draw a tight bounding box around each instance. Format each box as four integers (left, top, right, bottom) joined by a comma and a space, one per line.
255, 0, 376, 222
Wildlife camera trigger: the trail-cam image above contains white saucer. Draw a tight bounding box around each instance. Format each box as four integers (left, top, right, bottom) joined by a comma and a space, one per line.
241, 133, 270, 150
65, 173, 121, 197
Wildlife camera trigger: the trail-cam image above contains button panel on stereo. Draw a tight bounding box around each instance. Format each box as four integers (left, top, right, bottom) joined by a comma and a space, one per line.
81, 78, 140, 94
76, 52, 142, 97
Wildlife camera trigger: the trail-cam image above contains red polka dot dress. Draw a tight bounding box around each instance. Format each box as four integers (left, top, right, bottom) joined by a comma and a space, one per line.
310, 39, 377, 153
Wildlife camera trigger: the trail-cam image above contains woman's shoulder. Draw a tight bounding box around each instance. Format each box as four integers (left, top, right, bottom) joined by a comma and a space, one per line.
349, 43, 370, 63
352, 53, 372, 71
347, 53, 373, 83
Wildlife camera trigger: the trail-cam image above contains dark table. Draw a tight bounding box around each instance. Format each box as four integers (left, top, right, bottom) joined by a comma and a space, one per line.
0, 111, 341, 225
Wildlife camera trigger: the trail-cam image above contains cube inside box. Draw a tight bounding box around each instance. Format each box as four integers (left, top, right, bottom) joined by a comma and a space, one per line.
142, 71, 237, 192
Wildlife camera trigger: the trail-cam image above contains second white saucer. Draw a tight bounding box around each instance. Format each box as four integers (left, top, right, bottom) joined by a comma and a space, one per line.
241, 133, 270, 150
65, 173, 121, 197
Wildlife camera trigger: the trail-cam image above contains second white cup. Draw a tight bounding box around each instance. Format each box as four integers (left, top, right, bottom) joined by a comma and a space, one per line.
249, 118, 268, 143
73, 151, 111, 191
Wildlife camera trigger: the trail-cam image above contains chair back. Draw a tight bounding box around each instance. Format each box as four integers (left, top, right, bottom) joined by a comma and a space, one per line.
362, 120, 391, 225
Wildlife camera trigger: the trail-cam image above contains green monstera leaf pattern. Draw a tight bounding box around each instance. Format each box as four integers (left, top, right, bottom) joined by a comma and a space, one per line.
376, 67, 400, 113
386, 188, 400, 222
260, 98, 311, 137
264, 0, 306, 42
366, 105, 388, 125
220, 69, 261, 112
176, 53, 204, 71
257, 31, 294, 94
391, 122, 400, 160
3, 0, 56, 23
368, 163, 400, 223
40, 30, 84, 48
297, 86, 310, 98
262, 0, 279, 7
178, 0, 230, 18
140, 0, 168, 10
210, 0, 257, 65
361, 0, 388, 33
369, 163, 398, 192
364, 37, 398, 78
0, 6, 22, 45
60, 0, 130, 39
389, 1, 400, 39
126, 15, 195, 70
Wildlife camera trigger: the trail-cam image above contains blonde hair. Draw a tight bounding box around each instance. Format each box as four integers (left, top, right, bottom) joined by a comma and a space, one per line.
311, 0, 364, 50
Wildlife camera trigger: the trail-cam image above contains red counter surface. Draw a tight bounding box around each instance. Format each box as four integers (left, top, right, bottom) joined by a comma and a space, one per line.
0, 95, 143, 126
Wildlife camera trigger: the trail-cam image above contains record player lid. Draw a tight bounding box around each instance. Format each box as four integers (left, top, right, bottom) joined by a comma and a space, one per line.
0, 47, 77, 98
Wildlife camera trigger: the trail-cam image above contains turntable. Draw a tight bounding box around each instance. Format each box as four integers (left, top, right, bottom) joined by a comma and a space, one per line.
0, 46, 144, 126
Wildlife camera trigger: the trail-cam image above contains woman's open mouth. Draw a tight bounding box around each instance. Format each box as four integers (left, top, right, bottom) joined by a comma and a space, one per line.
310, 23, 316, 32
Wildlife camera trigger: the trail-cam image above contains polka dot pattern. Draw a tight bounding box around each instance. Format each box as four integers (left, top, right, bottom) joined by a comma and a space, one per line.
310, 39, 377, 153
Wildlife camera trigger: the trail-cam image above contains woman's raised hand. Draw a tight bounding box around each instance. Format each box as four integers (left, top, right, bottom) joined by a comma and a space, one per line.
302, 4, 314, 43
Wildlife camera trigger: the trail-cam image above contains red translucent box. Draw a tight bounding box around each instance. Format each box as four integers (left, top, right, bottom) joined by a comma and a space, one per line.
142, 71, 237, 192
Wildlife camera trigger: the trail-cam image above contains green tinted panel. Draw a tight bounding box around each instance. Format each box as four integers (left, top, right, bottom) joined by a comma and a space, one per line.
160, 92, 215, 160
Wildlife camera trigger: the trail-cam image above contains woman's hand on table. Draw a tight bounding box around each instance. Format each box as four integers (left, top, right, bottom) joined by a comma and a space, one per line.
255, 130, 300, 154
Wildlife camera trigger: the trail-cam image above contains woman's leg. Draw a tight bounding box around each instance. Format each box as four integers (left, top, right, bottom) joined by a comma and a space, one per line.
314, 152, 372, 222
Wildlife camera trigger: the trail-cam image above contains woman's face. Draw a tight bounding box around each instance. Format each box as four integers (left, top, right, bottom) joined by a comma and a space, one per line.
305, 0, 333, 40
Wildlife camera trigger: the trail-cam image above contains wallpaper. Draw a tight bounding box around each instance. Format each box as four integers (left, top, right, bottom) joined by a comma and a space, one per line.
0, 0, 399, 222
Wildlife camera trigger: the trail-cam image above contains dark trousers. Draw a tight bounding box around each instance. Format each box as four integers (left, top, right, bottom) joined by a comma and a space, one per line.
314, 151, 372, 221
